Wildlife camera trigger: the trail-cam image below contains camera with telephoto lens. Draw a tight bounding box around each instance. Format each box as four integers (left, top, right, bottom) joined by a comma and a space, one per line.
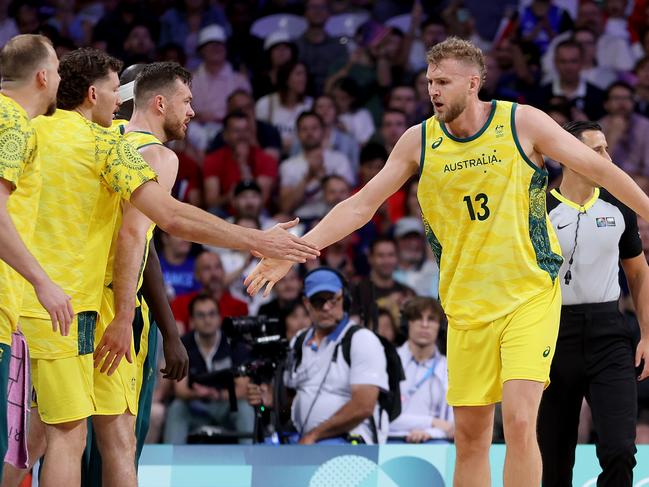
222, 315, 289, 384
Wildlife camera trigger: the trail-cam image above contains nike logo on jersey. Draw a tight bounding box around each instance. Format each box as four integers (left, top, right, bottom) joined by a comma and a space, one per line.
557, 223, 572, 230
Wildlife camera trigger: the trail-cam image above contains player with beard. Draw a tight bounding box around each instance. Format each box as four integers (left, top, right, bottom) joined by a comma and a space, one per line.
7, 48, 318, 487
0, 34, 71, 482
244, 37, 649, 486
83, 62, 195, 486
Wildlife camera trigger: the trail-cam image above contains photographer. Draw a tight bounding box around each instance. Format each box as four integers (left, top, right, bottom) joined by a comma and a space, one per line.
163, 295, 254, 444
247, 267, 389, 444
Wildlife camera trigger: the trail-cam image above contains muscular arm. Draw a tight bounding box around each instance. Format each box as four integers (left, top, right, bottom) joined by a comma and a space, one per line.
622, 254, 649, 380
0, 179, 73, 333
517, 104, 649, 221
141, 244, 189, 380
245, 125, 420, 295
301, 384, 380, 443
129, 180, 319, 262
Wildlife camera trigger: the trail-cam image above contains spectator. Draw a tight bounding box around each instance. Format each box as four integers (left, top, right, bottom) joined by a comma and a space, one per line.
208, 89, 282, 162
489, 37, 538, 102
408, 18, 448, 73
600, 81, 649, 177
295, 94, 360, 172
357, 142, 388, 190
370, 109, 408, 154
255, 61, 313, 155
393, 217, 440, 299
203, 111, 278, 212
122, 23, 156, 66
634, 56, 649, 118
533, 39, 606, 120
573, 27, 617, 90
258, 266, 303, 331
248, 267, 389, 444
171, 251, 248, 332
158, 232, 200, 300
295, 0, 348, 96
158, 42, 187, 66
413, 69, 433, 121
169, 144, 203, 207
0, 0, 18, 48
330, 77, 376, 146
189, 24, 252, 151
283, 300, 311, 341
14, 2, 39, 35
518, 0, 574, 55
92, 1, 151, 58
351, 237, 416, 329
230, 180, 277, 229
158, 0, 230, 70
597, 0, 639, 73
253, 30, 298, 99
45, 0, 86, 46
387, 85, 418, 125
377, 307, 400, 345
389, 297, 453, 443
279, 111, 354, 220
163, 295, 254, 444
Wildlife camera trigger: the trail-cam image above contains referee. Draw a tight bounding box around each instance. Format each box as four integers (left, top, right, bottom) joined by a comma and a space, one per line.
538, 120, 649, 486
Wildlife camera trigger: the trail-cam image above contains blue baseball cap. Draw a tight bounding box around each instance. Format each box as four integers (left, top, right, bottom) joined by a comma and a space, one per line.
304, 268, 344, 298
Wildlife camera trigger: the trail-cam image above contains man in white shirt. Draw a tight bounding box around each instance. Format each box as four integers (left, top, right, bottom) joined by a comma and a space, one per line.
389, 297, 454, 443
279, 112, 354, 220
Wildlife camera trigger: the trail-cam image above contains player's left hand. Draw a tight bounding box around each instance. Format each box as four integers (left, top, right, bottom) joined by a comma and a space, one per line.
94, 315, 133, 375
160, 336, 189, 381
244, 258, 293, 297
636, 336, 649, 381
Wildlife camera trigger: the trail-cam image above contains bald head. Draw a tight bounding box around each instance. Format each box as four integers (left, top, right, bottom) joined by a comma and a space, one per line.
0, 34, 55, 86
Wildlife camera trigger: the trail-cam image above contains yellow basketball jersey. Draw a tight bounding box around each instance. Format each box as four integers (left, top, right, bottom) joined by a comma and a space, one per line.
103, 130, 162, 296
418, 100, 563, 328
0, 94, 39, 345
20, 110, 157, 359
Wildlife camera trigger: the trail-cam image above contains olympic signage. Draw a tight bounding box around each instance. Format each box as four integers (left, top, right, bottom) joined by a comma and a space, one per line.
134, 444, 649, 487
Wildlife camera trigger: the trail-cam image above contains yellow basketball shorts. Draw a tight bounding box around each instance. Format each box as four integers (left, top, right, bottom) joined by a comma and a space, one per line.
93, 288, 145, 417
32, 354, 95, 424
26, 312, 97, 424
446, 279, 561, 406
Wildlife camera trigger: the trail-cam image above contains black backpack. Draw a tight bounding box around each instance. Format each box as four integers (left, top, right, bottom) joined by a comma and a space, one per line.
293, 324, 405, 441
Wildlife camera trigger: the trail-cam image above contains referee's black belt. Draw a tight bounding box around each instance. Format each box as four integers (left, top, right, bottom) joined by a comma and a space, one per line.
561, 300, 619, 315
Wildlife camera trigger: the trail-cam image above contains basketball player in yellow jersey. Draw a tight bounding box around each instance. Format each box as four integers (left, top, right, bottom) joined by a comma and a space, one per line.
16, 48, 318, 487
244, 37, 649, 486
92, 62, 195, 487
0, 34, 72, 482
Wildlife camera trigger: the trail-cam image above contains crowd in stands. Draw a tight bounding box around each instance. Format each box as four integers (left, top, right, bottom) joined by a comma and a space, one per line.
8, 0, 649, 445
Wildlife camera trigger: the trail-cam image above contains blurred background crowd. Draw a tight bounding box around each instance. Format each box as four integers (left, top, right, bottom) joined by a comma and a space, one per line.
6, 0, 649, 446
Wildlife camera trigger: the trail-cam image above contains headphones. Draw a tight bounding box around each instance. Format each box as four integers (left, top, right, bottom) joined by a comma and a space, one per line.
302, 267, 352, 312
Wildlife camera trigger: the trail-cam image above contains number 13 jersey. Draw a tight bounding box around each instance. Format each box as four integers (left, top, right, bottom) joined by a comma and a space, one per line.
418, 100, 563, 329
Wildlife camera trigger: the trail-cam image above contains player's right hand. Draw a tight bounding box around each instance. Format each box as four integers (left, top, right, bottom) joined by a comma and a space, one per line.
93, 315, 133, 375
34, 279, 74, 336
255, 219, 320, 263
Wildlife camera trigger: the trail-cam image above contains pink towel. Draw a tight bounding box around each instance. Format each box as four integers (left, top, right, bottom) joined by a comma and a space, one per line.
4, 331, 30, 469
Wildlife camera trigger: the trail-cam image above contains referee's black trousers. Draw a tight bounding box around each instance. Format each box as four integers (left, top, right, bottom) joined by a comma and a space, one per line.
538, 302, 637, 487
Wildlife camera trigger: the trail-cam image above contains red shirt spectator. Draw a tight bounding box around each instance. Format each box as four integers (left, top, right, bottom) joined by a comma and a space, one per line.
171, 289, 248, 334
203, 112, 278, 211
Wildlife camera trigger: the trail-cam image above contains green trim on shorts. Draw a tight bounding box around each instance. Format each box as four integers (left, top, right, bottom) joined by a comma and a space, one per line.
77, 312, 97, 355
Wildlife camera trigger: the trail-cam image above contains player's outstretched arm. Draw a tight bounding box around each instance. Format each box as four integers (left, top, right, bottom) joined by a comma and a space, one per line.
0, 179, 73, 335
141, 244, 188, 381
130, 182, 319, 262
517, 104, 649, 222
244, 125, 421, 296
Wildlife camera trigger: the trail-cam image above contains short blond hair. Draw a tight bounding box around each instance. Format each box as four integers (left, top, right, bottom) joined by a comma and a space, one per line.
426, 37, 486, 87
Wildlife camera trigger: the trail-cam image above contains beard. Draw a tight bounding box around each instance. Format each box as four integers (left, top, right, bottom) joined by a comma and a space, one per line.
44, 99, 57, 116
163, 116, 186, 142
434, 97, 467, 123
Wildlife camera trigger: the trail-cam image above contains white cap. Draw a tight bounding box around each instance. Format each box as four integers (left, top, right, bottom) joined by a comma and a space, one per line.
394, 217, 424, 238
197, 24, 227, 49
264, 30, 292, 50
